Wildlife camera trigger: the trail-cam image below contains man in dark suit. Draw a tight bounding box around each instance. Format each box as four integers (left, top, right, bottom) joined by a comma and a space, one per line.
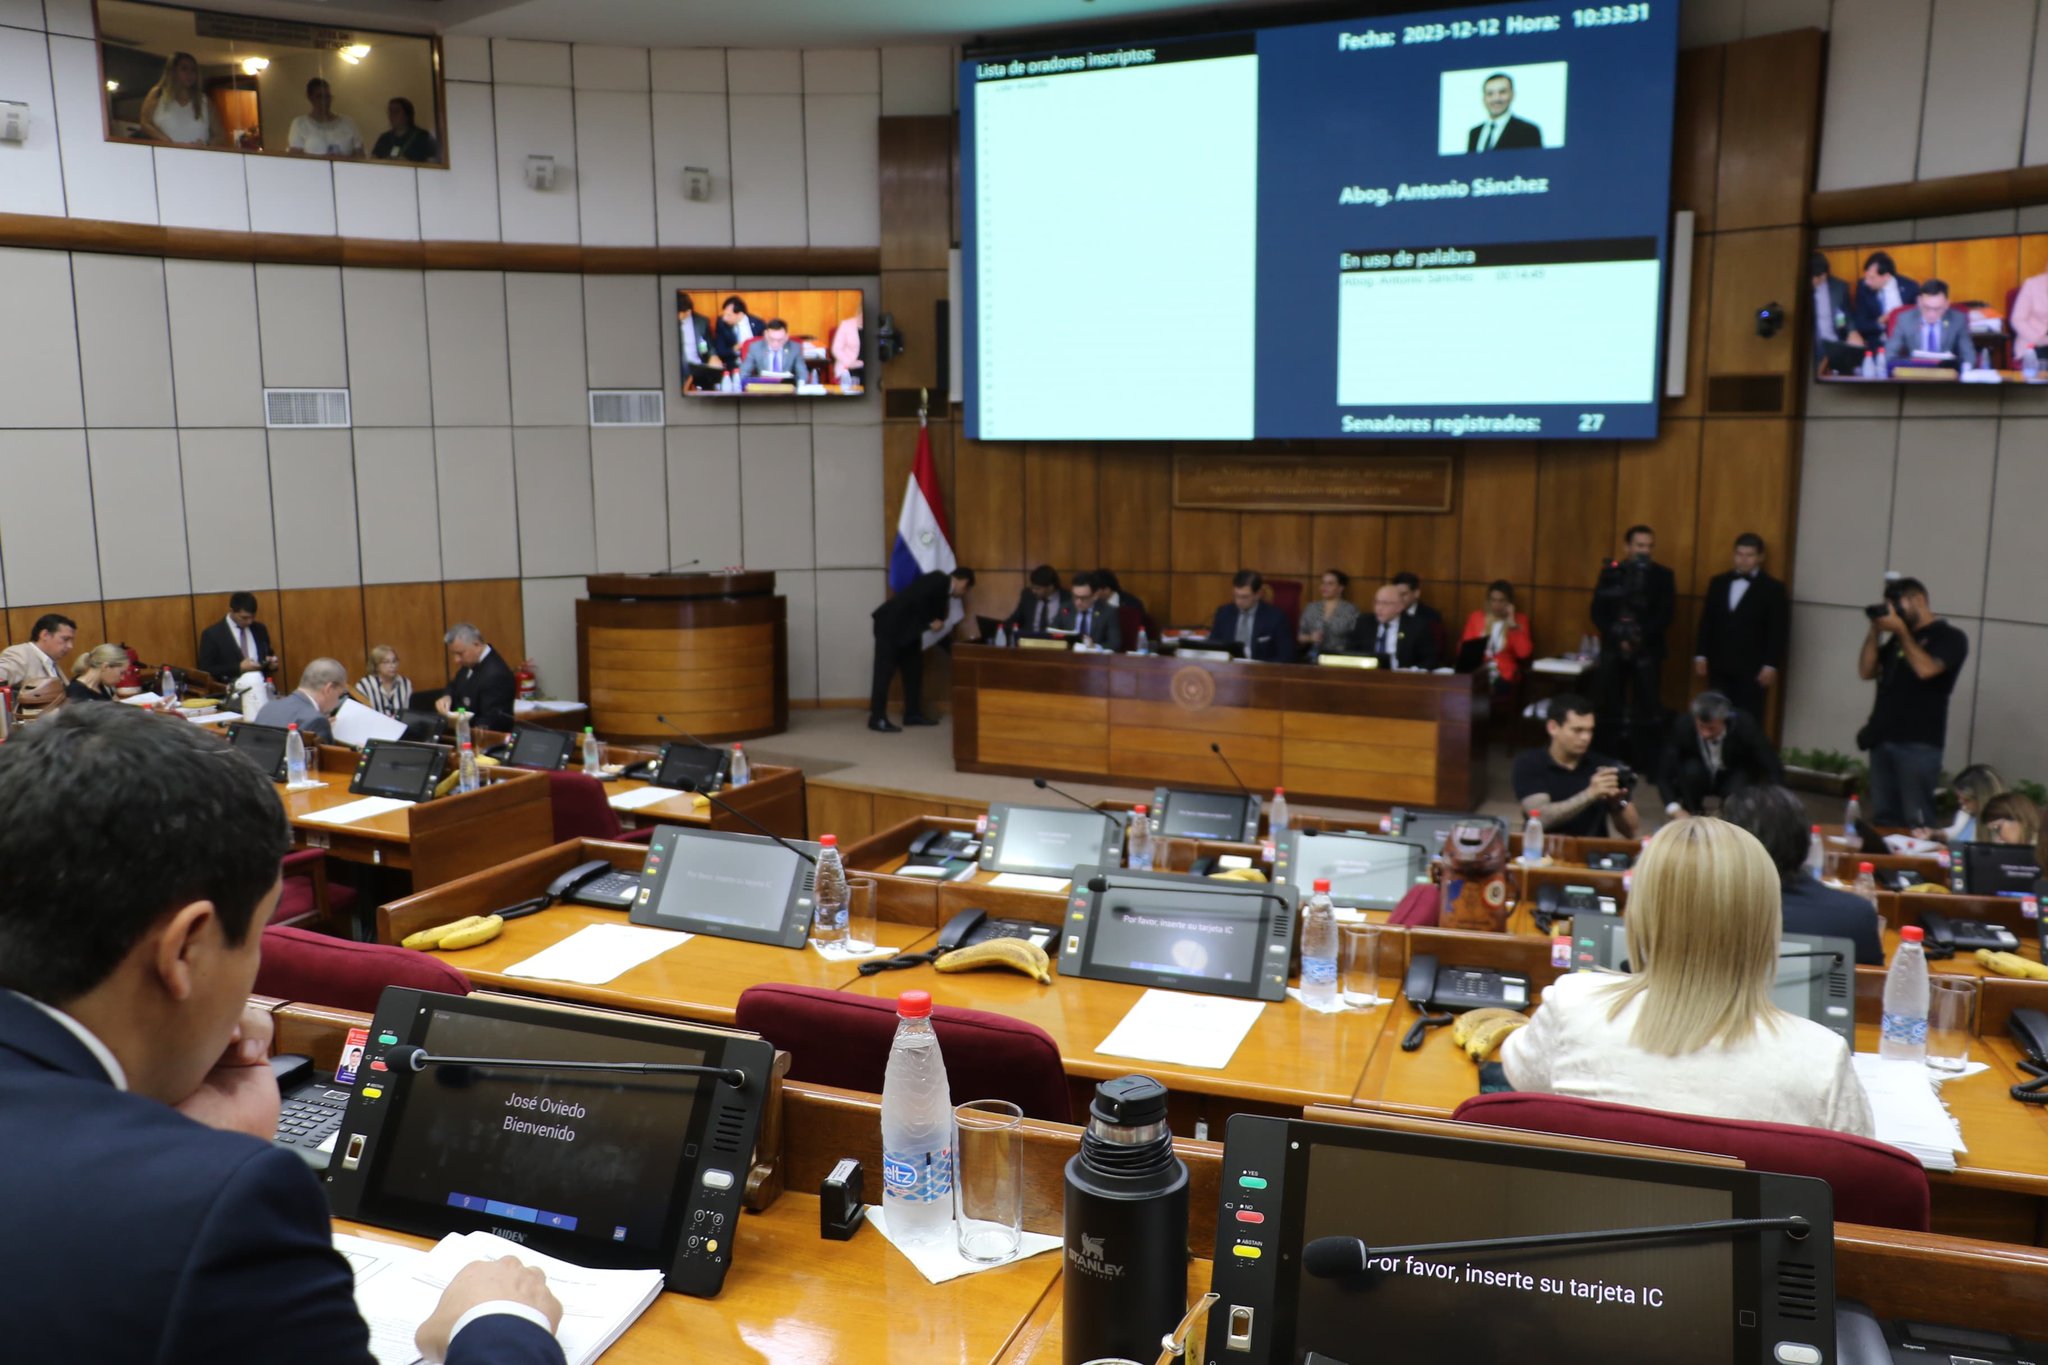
1852, 250, 1920, 349
1723, 783, 1885, 965
1054, 571, 1122, 651
713, 294, 767, 368
1207, 569, 1295, 663
1362, 583, 1440, 668
1657, 691, 1781, 816
1590, 524, 1677, 769
1466, 72, 1543, 151
870, 566, 974, 732
1392, 570, 1446, 661
675, 291, 722, 387
197, 590, 279, 683
437, 621, 517, 730
0, 704, 566, 1364
1005, 564, 1068, 636
1883, 278, 1977, 367
1694, 532, 1789, 720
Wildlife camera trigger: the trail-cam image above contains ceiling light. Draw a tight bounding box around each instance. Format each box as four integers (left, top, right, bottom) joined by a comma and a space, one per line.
240, 56, 269, 75
105, 79, 119, 91
338, 43, 371, 64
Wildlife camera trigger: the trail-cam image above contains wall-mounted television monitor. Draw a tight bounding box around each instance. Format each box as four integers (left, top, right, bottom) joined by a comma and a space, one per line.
1811, 234, 2048, 387
675, 289, 866, 400
961, 0, 1679, 442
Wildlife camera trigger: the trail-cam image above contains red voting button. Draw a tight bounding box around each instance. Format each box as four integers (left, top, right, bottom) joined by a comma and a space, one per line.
1234, 1210, 1265, 1224
369, 1060, 387, 1072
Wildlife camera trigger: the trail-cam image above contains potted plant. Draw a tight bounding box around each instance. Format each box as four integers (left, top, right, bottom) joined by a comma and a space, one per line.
1781, 747, 1866, 798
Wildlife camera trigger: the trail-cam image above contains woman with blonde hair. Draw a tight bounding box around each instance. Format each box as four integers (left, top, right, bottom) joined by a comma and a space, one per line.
138, 51, 223, 147
66, 644, 129, 703
1501, 816, 1873, 1136
353, 644, 413, 718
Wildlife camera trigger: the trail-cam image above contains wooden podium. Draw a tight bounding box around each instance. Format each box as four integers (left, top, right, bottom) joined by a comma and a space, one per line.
575, 572, 787, 743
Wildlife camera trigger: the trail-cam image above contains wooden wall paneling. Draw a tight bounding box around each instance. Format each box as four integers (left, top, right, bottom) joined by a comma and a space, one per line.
879, 117, 954, 272
1713, 29, 1823, 232
1933, 236, 2021, 311
1884, 244, 1937, 285
363, 582, 454, 691
1531, 442, 1618, 589
1383, 511, 1458, 593
1703, 227, 1806, 386
1170, 574, 1238, 633
1095, 447, 1173, 571
1615, 419, 1704, 596
1021, 443, 1099, 572
807, 784, 875, 846
1239, 513, 1313, 578
1118, 572, 1173, 630
877, 270, 948, 395
1670, 45, 1724, 229
1170, 505, 1242, 576
1455, 443, 1537, 589
2022, 234, 2048, 283
278, 587, 367, 681
7, 601, 107, 659
1695, 421, 1795, 587
1309, 513, 1387, 585
102, 595, 197, 672
1663, 231, 1714, 420
442, 578, 526, 666
871, 793, 936, 831
1528, 586, 1595, 660
1663, 596, 1703, 713
953, 440, 1026, 572
884, 418, 955, 556
967, 571, 1023, 635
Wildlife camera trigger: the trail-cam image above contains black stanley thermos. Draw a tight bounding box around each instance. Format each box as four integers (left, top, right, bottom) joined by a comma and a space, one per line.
1063, 1076, 1189, 1365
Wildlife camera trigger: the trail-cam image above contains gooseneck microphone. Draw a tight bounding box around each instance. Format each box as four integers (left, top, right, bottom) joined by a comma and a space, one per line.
387, 1044, 747, 1089
654, 714, 719, 751
678, 777, 817, 865
1303, 1216, 1810, 1280
1084, 873, 1290, 917
1032, 777, 1125, 834
1210, 743, 1256, 802
655, 558, 703, 576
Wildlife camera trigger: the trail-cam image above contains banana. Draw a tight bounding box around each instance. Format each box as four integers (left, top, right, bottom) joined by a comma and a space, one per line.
1902, 883, 1945, 894
436, 914, 506, 950
935, 936, 1053, 983
1461, 1013, 1529, 1063
1451, 1007, 1526, 1049
432, 753, 501, 799
401, 915, 487, 951
1976, 948, 2048, 980
1207, 867, 1269, 884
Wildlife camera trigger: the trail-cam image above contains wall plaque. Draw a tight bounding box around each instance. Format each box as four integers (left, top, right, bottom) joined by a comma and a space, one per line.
1171, 452, 1453, 513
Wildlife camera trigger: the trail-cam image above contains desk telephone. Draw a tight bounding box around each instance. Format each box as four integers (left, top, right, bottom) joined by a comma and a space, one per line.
1917, 909, 2020, 958
857, 907, 1055, 975
2011, 1008, 2048, 1104
1399, 953, 1530, 1051
909, 829, 982, 861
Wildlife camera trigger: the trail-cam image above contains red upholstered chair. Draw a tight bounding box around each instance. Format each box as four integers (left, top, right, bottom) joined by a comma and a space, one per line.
1266, 579, 1305, 637
733, 982, 1073, 1123
1450, 1092, 1929, 1232
273, 849, 358, 930
255, 924, 471, 1014
1387, 882, 1440, 927
1883, 304, 1914, 340
1117, 600, 1147, 651
546, 770, 625, 842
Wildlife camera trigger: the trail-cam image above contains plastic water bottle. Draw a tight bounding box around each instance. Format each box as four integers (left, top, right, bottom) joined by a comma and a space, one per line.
160, 664, 179, 706
1880, 925, 1931, 1062
284, 723, 307, 785
1134, 627, 1149, 655
1521, 809, 1544, 865
1126, 805, 1153, 870
2024, 347, 2040, 381
1269, 787, 1291, 841
582, 725, 604, 774
728, 744, 751, 788
880, 989, 954, 1245
1844, 794, 1861, 839
1300, 879, 1338, 1010
1853, 861, 1879, 907
453, 708, 471, 752
1806, 825, 1827, 880
812, 834, 848, 946
457, 740, 481, 794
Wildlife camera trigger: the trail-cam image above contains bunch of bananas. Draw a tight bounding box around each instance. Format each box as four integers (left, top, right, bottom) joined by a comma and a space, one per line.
1450, 1007, 1528, 1062
431, 753, 501, 799
1902, 883, 1947, 894
1207, 867, 1269, 884
402, 915, 506, 952
1975, 948, 2048, 980
933, 936, 1053, 983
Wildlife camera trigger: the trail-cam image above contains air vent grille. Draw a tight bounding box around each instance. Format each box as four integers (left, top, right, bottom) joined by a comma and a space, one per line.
710, 1106, 748, 1154
264, 388, 351, 428
589, 390, 664, 427
1776, 1261, 1820, 1321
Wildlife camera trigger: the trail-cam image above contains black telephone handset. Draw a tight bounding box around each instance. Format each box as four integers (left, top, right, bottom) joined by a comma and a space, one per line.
1401, 954, 1455, 1052
2012, 1008, 2048, 1104
1399, 954, 1531, 1052
859, 907, 1053, 975
547, 859, 615, 901
937, 907, 987, 952
908, 829, 981, 861
269, 1052, 316, 1091
1918, 910, 1957, 959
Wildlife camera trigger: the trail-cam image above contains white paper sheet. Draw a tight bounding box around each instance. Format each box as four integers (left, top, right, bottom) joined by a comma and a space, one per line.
608, 785, 687, 812
297, 795, 414, 825
810, 937, 898, 962
1096, 989, 1264, 1069
1850, 1053, 1968, 1170
988, 873, 1070, 892
119, 692, 164, 706
503, 924, 688, 985
1530, 657, 1591, 676
333, 696, 407, 747
187, 709, 238, 725
863, 1204, 1062, 1285
516, 699, 586, 714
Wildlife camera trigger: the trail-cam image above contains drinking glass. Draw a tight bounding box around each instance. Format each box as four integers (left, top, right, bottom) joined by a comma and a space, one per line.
1926, 976, 1977, 1072
1340, 925, 1384, 1008
953, 1099, 1024, 1263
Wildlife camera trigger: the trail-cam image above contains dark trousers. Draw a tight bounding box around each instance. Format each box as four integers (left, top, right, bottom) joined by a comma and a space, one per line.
1664, 757, 1753, 815
1708, 668, 1767, 721
1868, 740, 1943, 827
870, 635, 924, 719
1594, 648, 1664, 769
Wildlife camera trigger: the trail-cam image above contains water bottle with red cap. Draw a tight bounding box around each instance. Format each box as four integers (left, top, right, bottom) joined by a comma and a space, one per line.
812, 833, 848, 947
1880, 925, 1930, 1062
1300, 878, 1338, 1010
880, 989, 954, 1244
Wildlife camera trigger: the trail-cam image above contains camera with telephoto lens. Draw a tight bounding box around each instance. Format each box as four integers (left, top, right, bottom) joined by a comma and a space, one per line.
1594, 555, 1653, 647
1864, 581, 1906, 621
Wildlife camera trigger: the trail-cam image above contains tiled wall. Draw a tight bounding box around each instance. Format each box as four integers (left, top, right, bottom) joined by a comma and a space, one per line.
0, 0, 958, 700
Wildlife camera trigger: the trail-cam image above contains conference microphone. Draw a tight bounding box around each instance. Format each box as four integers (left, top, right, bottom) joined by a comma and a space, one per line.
1032, 777, 1126, 834
677, 777, 817, 865
654, 558, 703, 576
654, 713, 719, 751
1210, 742, 1257, 803
1303, 1216, 1811, 1281
1084, 873, 1292, 917
386, 1044, 746, 1089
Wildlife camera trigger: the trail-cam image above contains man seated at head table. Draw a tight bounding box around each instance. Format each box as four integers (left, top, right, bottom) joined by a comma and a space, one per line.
1512, 691, 1641, 839
1853, 250, 1919, 348
1005, 563, 1069, 636
734, 319, 811, 385
254, 658, 350, 745
1206, 570, 1295, 663
1092, 568, 1149, 641
437, 622, 518, 731
1362, 582, 1440, 669
0, 704, 567, 1364
1500, 816, 1874, 1136
713, 295, 766, 368
1053, 571, 1122, 651
198, 590, 280, 684
1, 613, 76, 709
1884, 277, 1976, 367
1720, 784, 1884, 966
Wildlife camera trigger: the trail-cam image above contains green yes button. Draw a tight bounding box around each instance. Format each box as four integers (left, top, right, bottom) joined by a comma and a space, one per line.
1237, 1176, 1268, 1190
377, 1033, 398, 1045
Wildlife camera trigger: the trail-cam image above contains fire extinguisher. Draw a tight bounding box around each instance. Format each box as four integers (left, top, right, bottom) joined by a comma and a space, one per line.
515, 659, 539, 701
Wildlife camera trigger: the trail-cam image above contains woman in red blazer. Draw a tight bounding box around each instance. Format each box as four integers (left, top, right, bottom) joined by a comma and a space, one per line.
1462, 579, 1534, 692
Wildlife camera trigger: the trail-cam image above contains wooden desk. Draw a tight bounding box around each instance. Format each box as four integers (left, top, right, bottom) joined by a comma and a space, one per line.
950, 644, 1482, 810
577, 572, 787, 743
474, 727, 807, 840
281, 746, 553, 891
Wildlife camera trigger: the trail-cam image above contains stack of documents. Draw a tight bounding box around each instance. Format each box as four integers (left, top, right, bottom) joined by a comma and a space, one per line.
336, 1229, 662, 1365
1850, 1054, 1967, 1171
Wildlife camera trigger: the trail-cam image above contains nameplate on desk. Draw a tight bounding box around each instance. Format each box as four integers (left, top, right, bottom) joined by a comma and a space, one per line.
1316, 654, 1378, 670
1017, 636, 1072, 651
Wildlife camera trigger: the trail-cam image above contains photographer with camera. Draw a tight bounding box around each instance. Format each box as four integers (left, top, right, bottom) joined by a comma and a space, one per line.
1590, 525, 1676, 768
1857, 576, 1968, 828
1513, 692, 1641, 839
